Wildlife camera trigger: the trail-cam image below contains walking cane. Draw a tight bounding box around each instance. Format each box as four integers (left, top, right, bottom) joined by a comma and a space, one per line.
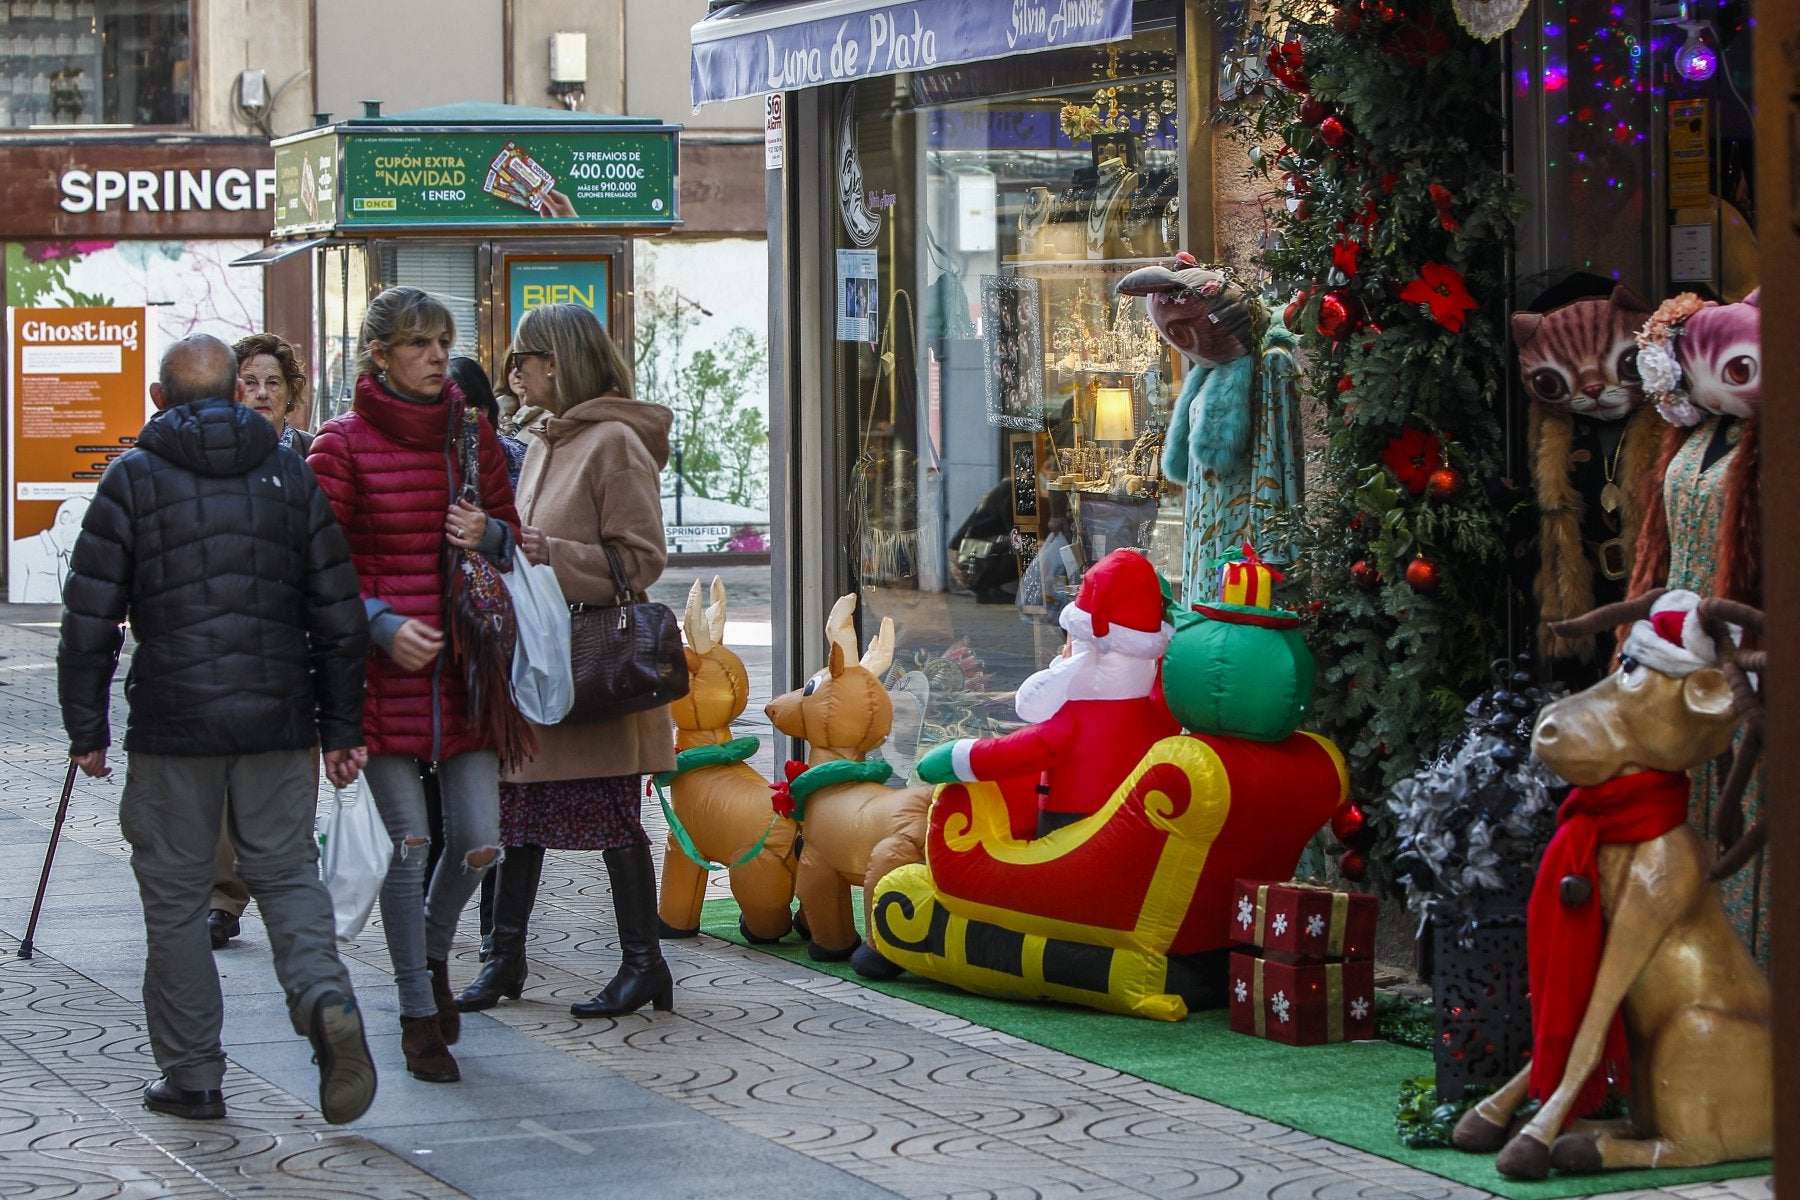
18, 761, 79, 960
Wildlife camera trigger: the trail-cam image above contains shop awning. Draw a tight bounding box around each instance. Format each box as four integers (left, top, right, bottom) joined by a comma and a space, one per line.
229, 236, 334, 267
690, 0, 1135, 107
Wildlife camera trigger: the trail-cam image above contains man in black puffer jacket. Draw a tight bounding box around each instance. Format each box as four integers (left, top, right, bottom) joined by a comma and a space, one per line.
58, 334, 378, 1127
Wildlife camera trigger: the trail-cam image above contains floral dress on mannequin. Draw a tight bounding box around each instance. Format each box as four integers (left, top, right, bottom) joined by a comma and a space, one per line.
1628, 291, 1766, 961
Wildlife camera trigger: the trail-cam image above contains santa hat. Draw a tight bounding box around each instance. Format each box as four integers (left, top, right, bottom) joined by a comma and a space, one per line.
1620, 589, 1739, 678
1059, 549, 1174, 659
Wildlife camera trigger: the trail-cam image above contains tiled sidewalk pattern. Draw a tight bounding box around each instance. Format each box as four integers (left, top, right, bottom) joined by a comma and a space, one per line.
0, 583, 1776, 1200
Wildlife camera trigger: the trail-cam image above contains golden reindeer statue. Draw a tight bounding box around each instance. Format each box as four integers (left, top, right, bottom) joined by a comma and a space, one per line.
764, 593, 932, 965
656, 578, 799, 943
1454, 589, 1770, 1179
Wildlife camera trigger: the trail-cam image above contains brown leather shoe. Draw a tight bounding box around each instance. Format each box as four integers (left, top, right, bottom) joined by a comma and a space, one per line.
399, 1014, 460, 1083
426, 958, 461, 1045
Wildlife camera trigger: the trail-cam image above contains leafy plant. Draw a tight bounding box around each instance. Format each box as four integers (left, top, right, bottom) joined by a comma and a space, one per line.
1395, 1075, 1469, 1148
1375, 992, 1435, 1050
1220, 0, 1528, 891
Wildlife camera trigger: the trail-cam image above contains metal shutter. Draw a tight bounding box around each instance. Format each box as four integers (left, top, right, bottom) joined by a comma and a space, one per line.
378, 244, 480, 358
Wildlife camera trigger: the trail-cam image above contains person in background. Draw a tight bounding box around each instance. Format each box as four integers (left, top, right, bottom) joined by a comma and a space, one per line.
58, 334, 376, 1125
450, 356, 528, 489
207, 332, 316, 951
455, 302, 677, 1019
307, 288, 521, 1084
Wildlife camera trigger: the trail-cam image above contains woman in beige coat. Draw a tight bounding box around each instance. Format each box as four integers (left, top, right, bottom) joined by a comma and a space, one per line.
454, 302, 678, 1019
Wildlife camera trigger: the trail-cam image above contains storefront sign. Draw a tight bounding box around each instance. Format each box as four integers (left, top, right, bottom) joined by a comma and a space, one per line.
0, 141, 276, 238
1667, 99, 1711, 209
691, 0, 1134, 107
272, 125, 680, 235
508, 257, 611, 330
7, 306, 148, 603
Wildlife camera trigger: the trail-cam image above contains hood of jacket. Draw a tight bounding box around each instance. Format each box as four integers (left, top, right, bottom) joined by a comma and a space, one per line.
542, 394, 672, 469
138, 396, 278, 478
353, 372, 467, 451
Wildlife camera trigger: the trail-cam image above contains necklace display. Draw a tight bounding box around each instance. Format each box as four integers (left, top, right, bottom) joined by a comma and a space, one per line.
1593, 421, 1629, 581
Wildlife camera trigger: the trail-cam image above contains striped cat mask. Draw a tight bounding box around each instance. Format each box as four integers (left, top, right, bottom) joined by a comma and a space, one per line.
1512, 285, 1653, 421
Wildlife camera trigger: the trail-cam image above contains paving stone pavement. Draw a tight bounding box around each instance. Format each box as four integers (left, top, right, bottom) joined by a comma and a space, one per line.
0, 600, 1775, 1200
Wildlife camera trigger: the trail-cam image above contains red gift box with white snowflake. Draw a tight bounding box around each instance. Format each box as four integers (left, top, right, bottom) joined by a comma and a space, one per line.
1230, 879, 1376, 963
1227, 950, 1376, 1045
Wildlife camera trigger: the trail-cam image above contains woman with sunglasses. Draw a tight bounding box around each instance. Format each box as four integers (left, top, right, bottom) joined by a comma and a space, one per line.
456, 303, 677, 1018
308, 287, 521, 1084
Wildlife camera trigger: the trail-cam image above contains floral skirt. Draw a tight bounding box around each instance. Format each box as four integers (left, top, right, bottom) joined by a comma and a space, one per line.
499, 774, 646, 851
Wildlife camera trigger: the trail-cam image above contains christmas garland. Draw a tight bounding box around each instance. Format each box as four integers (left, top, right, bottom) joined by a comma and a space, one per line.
1226, 0, 1524, 889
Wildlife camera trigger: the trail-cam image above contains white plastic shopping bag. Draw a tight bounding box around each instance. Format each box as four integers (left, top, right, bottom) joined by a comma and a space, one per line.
504, 556, 574, 725
318, 779, 391, 941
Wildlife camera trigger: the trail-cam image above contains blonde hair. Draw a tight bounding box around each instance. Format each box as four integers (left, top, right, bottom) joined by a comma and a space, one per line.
233, 332, 306, 414
513, 303, 631, 413
356, 286, 455, 377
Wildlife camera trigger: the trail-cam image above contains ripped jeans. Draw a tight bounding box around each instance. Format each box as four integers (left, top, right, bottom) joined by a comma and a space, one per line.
365, 752, 501, 1018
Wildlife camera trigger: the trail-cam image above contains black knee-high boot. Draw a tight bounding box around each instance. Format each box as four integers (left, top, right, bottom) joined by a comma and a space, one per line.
455, 844, 544, 1011
570, 843, 673, 1017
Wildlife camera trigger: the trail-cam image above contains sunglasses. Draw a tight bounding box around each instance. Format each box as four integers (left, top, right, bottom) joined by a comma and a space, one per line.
505, 349, 552, 375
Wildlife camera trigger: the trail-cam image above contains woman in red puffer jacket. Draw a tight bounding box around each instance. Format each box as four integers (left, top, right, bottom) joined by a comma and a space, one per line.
308, 287, 520, 1087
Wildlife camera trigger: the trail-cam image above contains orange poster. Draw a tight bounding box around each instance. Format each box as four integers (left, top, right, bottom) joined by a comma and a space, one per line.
8, 306, 148, 603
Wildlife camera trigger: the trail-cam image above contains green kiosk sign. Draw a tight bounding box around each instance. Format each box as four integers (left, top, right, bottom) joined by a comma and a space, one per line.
271, 111, 679, 235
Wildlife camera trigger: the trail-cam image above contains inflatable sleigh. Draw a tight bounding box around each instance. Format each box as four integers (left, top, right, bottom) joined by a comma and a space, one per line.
871, 549, 1349, 1021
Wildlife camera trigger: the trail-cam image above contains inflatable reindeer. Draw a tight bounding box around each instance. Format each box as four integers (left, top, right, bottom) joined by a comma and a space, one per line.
1454, 589, 1770, 1179
763, 594, 932, 963
657, 578, 798, 943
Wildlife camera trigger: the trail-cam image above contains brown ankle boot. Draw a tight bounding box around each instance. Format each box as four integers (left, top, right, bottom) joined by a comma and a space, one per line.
426, 958, 461, 1045
399, 1015, 460, 1082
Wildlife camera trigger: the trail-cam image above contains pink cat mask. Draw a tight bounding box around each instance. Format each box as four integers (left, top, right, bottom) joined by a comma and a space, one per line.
1638, 289, 1761, 426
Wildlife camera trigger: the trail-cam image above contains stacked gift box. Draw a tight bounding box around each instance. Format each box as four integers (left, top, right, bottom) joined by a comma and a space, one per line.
1228, 879, 1378, 1045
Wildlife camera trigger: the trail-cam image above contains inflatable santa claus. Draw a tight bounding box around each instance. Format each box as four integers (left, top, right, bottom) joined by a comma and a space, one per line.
917, 549, 1180, 836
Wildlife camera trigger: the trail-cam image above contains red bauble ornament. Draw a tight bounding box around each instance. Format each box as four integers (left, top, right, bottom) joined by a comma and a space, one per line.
1350, 559, 1380, 589
1266, 39, 1309, 92
1285, 290, 1311, 329
1339, 850, 1369, 881
1336, 374, 1356, 394
1315, 290, 1363, 340
1318, 115, 1351, 149
1299, 97, 1331, 127
1405, 557, 1440, 593
1426, 467, 1462, 499
1330, 802, 1367, 842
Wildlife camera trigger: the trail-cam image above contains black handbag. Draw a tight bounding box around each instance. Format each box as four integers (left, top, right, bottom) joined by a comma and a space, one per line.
564, 542, 689, 723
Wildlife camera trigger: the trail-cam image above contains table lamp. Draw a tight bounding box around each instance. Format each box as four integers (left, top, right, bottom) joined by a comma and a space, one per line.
1092, 386, 1136, 443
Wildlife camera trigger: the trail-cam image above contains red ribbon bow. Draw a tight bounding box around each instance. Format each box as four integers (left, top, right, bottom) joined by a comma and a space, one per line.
1236, 542, 1286, 584
769, 760, 807, 819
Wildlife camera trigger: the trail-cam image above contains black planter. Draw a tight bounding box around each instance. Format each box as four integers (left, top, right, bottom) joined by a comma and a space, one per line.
1430, 893, 1533, 1104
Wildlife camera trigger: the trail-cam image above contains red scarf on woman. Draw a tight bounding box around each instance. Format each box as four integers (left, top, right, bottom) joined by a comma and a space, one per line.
1526, 769, 1690, 1117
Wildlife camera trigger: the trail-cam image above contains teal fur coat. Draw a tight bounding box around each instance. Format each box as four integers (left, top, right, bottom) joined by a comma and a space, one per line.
1162, 316, 1303, 599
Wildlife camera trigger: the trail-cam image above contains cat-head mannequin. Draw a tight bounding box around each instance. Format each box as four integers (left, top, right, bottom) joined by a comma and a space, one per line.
1513, 283, 1654, 420
1678, 288, 1760, 420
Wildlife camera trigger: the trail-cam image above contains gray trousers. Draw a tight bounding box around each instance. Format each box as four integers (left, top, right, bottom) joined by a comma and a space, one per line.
364, 752, 500, 1018
119, 749, 353, 1091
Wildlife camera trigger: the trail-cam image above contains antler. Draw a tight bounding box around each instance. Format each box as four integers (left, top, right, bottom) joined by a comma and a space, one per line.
1547, 588, 1666, 642
825, 593, 859, 667
706, 575, 728, 648
860, 616, 895, 679
1696, 596, 1768, 882
683, 578, 713, 655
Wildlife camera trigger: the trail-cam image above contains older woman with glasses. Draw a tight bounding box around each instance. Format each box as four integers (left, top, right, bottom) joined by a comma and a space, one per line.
455, 303, 677, 1019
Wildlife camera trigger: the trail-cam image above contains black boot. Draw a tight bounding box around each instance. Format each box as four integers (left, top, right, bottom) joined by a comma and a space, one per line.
455, 844, 543, 1012
476, 869, 497, 961
571, 843, 674, 1018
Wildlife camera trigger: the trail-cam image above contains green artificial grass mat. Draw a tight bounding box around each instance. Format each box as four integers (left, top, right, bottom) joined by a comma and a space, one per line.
700, 897, 1770, 1200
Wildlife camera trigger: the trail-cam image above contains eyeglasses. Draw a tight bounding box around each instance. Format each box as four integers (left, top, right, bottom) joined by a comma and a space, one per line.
505, 349, 552, 375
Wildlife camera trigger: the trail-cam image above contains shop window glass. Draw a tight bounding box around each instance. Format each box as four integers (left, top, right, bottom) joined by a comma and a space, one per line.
0, 0, 191, 128
317, 244, 371, 425
833, 27, 1183, 758
1512, 0, 1756, 302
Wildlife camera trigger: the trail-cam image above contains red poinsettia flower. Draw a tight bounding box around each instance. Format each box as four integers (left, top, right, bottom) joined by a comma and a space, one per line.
1380, 11, 1450, 65
1332, 236, 1362, 276
1380, 428, 1444, 494
1400, 261, 1478, 332
1266, 39, 1309, 92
